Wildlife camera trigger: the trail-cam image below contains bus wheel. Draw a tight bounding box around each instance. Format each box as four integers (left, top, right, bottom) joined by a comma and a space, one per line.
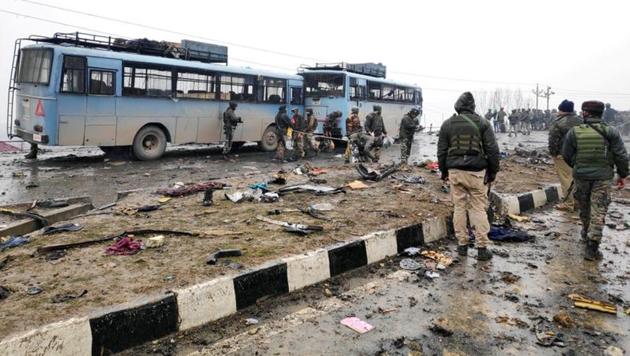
258, 126, 278, 152
132, 125, 167, 160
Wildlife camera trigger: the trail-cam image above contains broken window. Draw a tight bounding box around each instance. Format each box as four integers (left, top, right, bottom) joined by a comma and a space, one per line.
258, 78, 286, 103
177, 71, 216, 100
61, 56, 86, 94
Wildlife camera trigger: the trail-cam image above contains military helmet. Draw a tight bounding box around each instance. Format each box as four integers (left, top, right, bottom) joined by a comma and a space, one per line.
306, 108, 314, 115
351, 107, 359, 114
373, 105, 382, 112
229, 101, 237, 109
409, 108, 420, 117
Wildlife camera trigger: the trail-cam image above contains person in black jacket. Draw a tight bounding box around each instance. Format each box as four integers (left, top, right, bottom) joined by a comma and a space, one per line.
437, 92, 500, 261
273, 105, 292, 161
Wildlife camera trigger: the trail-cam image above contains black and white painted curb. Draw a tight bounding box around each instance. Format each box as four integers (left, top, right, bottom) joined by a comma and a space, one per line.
0, 185, 560, 356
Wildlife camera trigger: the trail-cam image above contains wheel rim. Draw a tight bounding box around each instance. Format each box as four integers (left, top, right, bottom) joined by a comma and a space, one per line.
264, 130, 277, 146
142, 134, 159, 152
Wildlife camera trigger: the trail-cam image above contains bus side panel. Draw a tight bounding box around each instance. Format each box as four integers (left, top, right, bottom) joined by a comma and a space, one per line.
232, 103, 278, 143
363, 100, 412, 139
115, 97, 177, 145
57, 94, 87, 146
85, 57, 121, 146
305, 97, 348, 135
175, 100, 221, 144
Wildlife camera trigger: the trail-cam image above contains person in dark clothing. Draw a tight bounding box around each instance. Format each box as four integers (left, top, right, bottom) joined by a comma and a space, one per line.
273, 105, 292, 161
562, 100, 628, 261
399, 107, 422, 165
321, 111, 341, 152
437, 92, 500, 261
364, 105, 387, 162
303, 108, 319, 157
603, 103, 618, 125
25, 143, 38, 159
290, 108, 306, 160
222, 102, 242, 158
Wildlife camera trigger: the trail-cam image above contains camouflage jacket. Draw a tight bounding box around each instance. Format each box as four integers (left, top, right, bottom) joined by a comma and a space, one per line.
223, 108, 241, 129
399, 114, 419, 138
364, 112, 386, 136
548, 113, 582, 156
346, 113, 362, 135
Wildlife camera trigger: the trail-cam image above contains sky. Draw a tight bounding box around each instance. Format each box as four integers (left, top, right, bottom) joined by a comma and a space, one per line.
1, 0, 630, 139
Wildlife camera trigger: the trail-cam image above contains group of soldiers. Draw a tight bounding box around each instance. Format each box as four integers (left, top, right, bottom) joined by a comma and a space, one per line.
440, 93, 628, 261
484, 107, 556, 136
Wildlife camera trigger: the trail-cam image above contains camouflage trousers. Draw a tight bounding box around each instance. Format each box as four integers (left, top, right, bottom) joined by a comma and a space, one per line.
222, 129, 233, 155
292, 132, 304, 159
274, 132, 286, 160
370, 134, 383, 162
400, 135, 413, 164
574, 179, 610, 242
303, 133, 318, 156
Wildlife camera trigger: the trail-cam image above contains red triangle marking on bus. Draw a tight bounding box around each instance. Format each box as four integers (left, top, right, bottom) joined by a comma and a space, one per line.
35, 100, 45, 117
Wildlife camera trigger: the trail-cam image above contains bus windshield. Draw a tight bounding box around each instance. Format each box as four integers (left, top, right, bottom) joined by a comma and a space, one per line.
17, 48, 53, 85
304, 73, 344, 98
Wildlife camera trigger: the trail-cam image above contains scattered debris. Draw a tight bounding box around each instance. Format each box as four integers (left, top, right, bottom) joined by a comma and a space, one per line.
32, 199, 70, 209
269, 171, 287, 185
105, 237, 143, 256
494, 315, 529, 328
391, 174, 426, 184
256, 215, 323, 235
403, 247, 421, 256
0, 255, 12, 270
0, 209, 49, 227
42, 223, 83, 235
424, 271, 440, 279
508, 214, 529, 222
45, 250, 66, 261
568, 294, 617, 314
425, 161, 439, 171
421, 250, 453, 267
429, 317, 453, 336
26, 286, 43, 295
245, 318, 259, 325
207, 249, 243, 265
605, 346, 625, 356
500, 271, 521, 284
534, 317, 566, 347
553, 311, 574, 328
225, 190, 262, 203
504, 292, 520, 303
145, 235, 165, 249
25, 182, 39, 189
347, 180, 369, 190
356, 163, 398, 181
0, 285, 9, 300
51, 289, 87, 303
489, 225, 534, 242
158, 197, 172, 204
278, 184, 345, 196
156, 181, 226, 197
399, 258, 422, 271
0, 235, 30, 251
440, 185, 449, 193
341, 317, 374, 334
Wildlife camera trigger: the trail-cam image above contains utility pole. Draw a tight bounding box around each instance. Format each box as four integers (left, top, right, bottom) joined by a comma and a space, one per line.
532, 83, 544, 110
542, 86, 555, 111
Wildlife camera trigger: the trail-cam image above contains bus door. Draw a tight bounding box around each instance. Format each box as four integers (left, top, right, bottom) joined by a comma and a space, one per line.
85, 57, 120, 146
57, 55, 88, 145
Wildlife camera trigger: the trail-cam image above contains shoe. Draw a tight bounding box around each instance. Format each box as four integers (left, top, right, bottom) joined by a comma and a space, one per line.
457, 245, 468, 256
584, 241, 603, 261
202, 189, 214, 207
476, 247, 493, 261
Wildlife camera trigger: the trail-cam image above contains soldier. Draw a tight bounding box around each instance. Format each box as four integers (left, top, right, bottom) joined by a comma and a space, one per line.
303, 108, 319, 157
437, 92, 500, 261
548, 100, 582, 211
344, 107, 362, 163
562, 100, 628, 260
508, 109, 520, 137
519, 109, 531, 135
485, 109, 496, 131
364, 105, 387, 162
24, 143, 38, 159
321, 111, 341, 152
603, 103, 618, 125
290, 108, 305, 160
399, 107, 422, 166
222, 102, 242, 159
496, 107, 507, 133
273, 105, 291, 162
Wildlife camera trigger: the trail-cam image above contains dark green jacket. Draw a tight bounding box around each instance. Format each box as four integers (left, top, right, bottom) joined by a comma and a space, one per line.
275, 111, 291, 135
223, 108, 241, 130
437, 96, 500, 176
399, 114, 419, 138
365, 112, 386, 136
562, 117, 629, 180
548, 112, 582, 156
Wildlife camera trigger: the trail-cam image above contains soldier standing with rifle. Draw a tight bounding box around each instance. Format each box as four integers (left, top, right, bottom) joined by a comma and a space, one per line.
344, 107, 363, 163
437, 92, 500, 261
222, 102, 242, 160
562, 100, 628, 261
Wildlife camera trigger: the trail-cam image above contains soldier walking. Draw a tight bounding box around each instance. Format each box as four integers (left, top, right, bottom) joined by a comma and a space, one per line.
303, 108, 319, 157
562, 100, 628, 260
548, 100, 582, 210
437, 92, 500, 261
290, 108, 305, 160
364, 105, 387, 162
273, 105, 292, 162
222, 102, 242, 159
508, 109, 520, 137
496, 107, 507, 133
344, 107, 362, 163
399, 107, 422, 166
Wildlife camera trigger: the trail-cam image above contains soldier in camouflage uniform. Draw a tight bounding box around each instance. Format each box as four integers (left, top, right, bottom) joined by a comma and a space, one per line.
344, 107, 363, 163
303, 108, 319, 157
364, 105, 387, 162
399, 108, 422, 165
496, 107, 507, 133
548, 100, 582, 210
273, 105, 292, 161
222, 102, 242, 158
562, 100, 628, 261
290, 108, 305, 160
508, 109, 520, 137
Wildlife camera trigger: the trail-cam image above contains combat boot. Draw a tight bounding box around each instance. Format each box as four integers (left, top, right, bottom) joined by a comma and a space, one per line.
202, 188, 214, 207
584, 241, 603, 261
457, 245, 468, 256
24, 146, 38, 159
476, 247, 493, 261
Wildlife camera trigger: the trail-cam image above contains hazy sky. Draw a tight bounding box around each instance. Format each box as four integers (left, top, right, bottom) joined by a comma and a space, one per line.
1, 0, 629, 138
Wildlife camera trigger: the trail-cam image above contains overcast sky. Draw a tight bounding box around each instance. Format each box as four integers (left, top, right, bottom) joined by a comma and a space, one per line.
1, 0, 629, 139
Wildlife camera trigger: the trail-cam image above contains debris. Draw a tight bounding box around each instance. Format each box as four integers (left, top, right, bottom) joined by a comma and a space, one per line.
605, 346, 625, 356
424, 271, 440, 279
489, 225, 534, 242
403, 247, 421, 256
95, 202, 116, 211
399, 258, 422, 271
508, 214, 529, 222
249, 182, 269, 192
11, 171, 26, 178
420, 250, 453, 267
429, 317, 453, 336
440, 185, 450, 193
25, 182, 39, 189
534, 317, 566, 347
37, 229, 195, 253
309, 168, 327, 176
261, 192, 280, 203
156, 181, 226, 197
500, 271, 521, 284
158, 197, 172, 204
51, 289, 87, 303
391, 174, 426, 184
355, 163, 398, 181
105, 237, 143, 256
245, 318, 259, 325
26, 286, 43, 295
0, 235, 30, 251
33, 199, 70, 209
0, 285, 9, 300
309, 203, 334, 212
278, 184, 345, 196
269, 171, 287, 185
207, 249, 243, 265
0, 255, 12, 270
145, 235, 165, 248
425, 161, 439, 171
340, 317, 374, 334
504, 292, 520, 303
202, 188, 214, 206
45, 250, 66, 261
42, 223, 83, 235
568, 294, 617, 314
256, 215, 324, 235
553, 311, 574, 328
494, 315, 529, 328
0, 209, 49, 227
347, 180, 369, 190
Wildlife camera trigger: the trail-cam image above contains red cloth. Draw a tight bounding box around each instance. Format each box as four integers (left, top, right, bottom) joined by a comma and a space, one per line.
425, 162, 439, 171
105, 236, 143, 255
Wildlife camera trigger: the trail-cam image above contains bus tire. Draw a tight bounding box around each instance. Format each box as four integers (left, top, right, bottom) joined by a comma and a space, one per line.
258, 125, 278, 152
132, 125, 167, 161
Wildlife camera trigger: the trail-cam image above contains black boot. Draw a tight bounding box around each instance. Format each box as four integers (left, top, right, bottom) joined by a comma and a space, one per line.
457, 245, 468, 256
25, 144, 38, 159
202, 189, 214, 207
477, 247, 493, 261
584, 241, 603, 261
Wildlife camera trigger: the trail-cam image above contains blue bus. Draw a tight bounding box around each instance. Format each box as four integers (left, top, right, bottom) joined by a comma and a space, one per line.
7, 33, 422, 160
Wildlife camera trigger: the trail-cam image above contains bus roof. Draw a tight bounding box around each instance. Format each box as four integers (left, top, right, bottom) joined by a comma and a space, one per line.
25, 43, 303, 81
300, 69, 420, 90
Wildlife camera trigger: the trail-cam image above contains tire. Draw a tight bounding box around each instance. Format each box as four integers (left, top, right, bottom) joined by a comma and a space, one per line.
258, 125, 278, 152
132, 125, 167, 161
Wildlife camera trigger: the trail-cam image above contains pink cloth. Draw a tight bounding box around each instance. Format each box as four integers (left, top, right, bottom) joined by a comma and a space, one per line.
105, 237, 143, 255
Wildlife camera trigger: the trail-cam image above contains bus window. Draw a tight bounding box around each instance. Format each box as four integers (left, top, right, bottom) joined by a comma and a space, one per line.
349, 77, 365, 100
404, 88, 415, 103
414, 89, 423, 106
290, 87, 303, 105
89, 70, 115, 95
258, 78, 286, 103
382, 85, 396, 101
220, 74, 255, 102
16, 48, 53, 85
368, 81, 381, 100
61, 56, 86, 94
123, 65, 173, 97
177, 71, 216, 100
304, 73, 344, 98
